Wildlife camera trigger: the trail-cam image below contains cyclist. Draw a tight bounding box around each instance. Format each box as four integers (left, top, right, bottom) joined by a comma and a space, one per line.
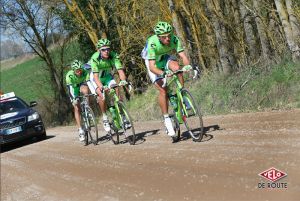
141, 21, 193, 137
89, 38, 128, 132
66, 60, 90, 142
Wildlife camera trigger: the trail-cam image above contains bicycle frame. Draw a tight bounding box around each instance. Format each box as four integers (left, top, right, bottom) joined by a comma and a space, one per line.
106, 86, 124, 130
79, 94, 95, 129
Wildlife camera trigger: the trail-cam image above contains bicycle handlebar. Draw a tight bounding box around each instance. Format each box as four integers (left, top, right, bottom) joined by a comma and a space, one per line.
162, 69, 190, 88
100, 82, 133, 100
78, 94, 97, 99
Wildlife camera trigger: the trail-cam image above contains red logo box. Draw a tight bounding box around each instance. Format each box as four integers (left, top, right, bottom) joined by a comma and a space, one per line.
259, 167, 287, 182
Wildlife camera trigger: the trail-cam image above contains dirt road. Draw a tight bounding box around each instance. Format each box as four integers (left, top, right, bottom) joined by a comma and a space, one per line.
1, 109, 300, 201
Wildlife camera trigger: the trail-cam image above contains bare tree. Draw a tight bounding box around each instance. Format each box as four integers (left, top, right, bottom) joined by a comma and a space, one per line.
1, 0, 70, 124
0, 39, 25, 59
62, 0, 99, 46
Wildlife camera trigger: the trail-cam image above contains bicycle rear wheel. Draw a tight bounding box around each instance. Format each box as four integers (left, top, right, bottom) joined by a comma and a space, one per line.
80, 110, 89, 146
118, 102, 136, 145
180, 88, 204, 142
85, 106, 98, 145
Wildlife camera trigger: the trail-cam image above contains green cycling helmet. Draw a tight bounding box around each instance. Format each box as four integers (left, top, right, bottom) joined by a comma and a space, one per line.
96, 38, 111, 49
154, 21, 173, 35
71, 60, 83, 70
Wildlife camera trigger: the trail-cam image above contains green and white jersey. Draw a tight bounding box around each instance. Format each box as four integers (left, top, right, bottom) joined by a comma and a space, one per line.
91, 51, 123, 79
142, 34, 184, 69
65, 69, 89, 87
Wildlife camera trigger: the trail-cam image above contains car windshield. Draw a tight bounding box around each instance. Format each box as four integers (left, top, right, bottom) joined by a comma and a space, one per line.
0, 98, 28, 114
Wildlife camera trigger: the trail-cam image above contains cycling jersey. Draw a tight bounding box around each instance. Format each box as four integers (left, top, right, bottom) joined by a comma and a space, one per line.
66, 69, 90, 87
90, 51, 123, 82
66, 69, 90, 100
142, 34, 184, 69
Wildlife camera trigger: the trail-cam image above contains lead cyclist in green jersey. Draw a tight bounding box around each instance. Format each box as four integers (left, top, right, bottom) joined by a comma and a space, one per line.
66, 60, 90, 142
89, 38, 128, 132
141, 21, 193, 137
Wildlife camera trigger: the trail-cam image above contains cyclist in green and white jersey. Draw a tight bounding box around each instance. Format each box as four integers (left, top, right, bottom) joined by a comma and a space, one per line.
141, 21, 193, 137
89, 38, 128, 132
66, 60, 90, 141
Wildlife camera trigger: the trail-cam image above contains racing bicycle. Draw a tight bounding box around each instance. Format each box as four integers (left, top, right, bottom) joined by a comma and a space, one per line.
78, 94, 99, 145
103, 83, 136, 145
163, 69, 204, 142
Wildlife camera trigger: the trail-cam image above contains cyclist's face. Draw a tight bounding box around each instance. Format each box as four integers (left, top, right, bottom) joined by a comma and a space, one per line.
74, 69, 83, 76
99, 46, 111, 59
158, 33, 171, 45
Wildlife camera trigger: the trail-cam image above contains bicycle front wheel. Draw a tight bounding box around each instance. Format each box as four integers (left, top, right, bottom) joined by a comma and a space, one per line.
170, 114, 180, 143
118, 102, 136, 145
85, 106, 98, 145
180, 89, 204, 142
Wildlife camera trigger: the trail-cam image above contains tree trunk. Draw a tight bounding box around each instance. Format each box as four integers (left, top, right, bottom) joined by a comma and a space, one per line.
168, 0, 191, 59
180, 0, 206, 70
274, 0, 300, 61
253, 0, 273, 62
267, 2, 285, 58
286, 0, 300, 43
206, 0, 236, 74
239, 0, 257, 62
226, 0, 244, 68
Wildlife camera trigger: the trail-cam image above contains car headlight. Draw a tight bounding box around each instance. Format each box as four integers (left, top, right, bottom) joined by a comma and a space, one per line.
28, 112, 39, 122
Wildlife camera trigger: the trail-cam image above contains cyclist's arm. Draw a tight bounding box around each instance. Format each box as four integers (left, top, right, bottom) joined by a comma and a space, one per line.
178, 51, 190, 66
117, 69, 126, 81
93, 73, 103, 90
66, 84, 76, 100
66, 72, 77, 100
66, 84, 80, 105
149, 60, 164, 76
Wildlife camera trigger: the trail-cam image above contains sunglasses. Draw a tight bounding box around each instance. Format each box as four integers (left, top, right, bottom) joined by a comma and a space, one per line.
100, 48, 111, 52
159, 34, 171, 39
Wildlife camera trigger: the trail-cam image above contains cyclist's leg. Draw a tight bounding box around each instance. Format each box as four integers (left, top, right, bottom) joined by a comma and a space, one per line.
146, 59, 175, 136
80, 83, 89, 93
80, 82, 89, 101
68, 85, 81, 127
90, 74, 106, 113
68, 85, 85, 140
154, 79, 168, 114
145, 59, 168, 114
87, 71, 97, 95
167, 56, 184, 86
100, 76, 114, 132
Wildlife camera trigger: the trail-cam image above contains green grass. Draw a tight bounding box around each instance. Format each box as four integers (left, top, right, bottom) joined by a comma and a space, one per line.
126, 60, 300, 121
0, 41, 83, 103
190, 60, 300, 114
126, 87, 162, 121
1, 57, 54, 102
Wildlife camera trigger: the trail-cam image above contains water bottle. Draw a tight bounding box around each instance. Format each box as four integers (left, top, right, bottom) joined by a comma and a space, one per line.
109, 106, 116, 119
169, 94, 178, 109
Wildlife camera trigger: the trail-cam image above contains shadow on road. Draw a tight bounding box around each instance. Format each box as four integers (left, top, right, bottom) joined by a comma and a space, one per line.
178, 124, 221, 143
97, 134, 111, 144
96, 129, 160, 146
133, 129, 160, 145
0, 135, 55, 153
